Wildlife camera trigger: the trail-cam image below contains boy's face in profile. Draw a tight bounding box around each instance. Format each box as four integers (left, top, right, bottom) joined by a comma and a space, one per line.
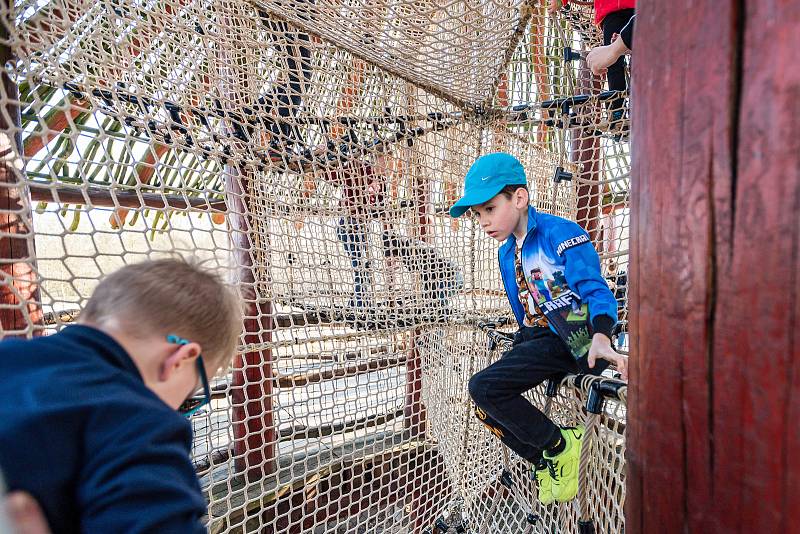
107, 327, 213, 411
470, 189, 528, 242
152, 338, 217, 411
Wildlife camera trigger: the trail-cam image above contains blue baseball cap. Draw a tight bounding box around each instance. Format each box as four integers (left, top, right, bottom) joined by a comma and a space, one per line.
449, 152, 527, 218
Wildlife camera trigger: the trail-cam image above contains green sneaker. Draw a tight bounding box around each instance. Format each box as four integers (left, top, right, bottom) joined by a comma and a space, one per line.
533, 458, 554, 505
543, 426, 585, 502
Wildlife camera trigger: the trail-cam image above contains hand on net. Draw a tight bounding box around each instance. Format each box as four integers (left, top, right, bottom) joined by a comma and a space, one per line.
588, 333, 628, 381
586, 34, 630, 76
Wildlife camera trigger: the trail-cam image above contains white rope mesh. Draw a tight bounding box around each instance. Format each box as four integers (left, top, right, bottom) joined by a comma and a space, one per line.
1, 0, 630, 531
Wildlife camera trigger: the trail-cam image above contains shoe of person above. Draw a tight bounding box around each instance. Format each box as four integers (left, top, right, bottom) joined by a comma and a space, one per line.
532, 458, 555, 505
543, 425, 585, 502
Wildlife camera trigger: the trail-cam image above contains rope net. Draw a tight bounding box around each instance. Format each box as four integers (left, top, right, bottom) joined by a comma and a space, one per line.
1, 0, 630, 531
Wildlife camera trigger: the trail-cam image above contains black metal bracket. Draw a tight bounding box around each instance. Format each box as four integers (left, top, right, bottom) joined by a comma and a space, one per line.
477, 319, 515, 352
563, 46, 582, 62
553, 166, 573, 183
586, 379, 626, 414
500, 469, 514, 489
545, 378, 560, 398
432, 517, 467, 534
541, 91, 621, 110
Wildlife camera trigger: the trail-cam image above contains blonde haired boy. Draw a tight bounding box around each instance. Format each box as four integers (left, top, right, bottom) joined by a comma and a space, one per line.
0, 258, 242, 533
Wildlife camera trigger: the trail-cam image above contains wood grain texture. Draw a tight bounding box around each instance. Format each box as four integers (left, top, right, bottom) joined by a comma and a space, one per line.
226, 165, 277, 481
714, 0, 800, 530
628, 0, 798, 531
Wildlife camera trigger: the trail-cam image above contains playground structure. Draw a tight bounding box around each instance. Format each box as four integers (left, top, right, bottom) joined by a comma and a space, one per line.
0, 0, 635, 532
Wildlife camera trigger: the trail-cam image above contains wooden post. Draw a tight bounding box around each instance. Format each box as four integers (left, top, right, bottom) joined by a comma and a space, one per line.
0, 24, 43, 337
226, 165, 277, 481
218, 6, 280, 483
405, 136, 430, 438
571, 60, 603, 240
627, 1, 800, 531
403, 85, 436, 532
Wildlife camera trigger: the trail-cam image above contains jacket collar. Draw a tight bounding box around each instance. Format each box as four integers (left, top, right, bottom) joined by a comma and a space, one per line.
500, 206, 538, 259
59, 324, 143, 380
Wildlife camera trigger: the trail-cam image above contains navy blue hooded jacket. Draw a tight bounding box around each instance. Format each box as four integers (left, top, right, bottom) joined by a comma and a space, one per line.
0, 325, 206, 533
499, 207, 618, 357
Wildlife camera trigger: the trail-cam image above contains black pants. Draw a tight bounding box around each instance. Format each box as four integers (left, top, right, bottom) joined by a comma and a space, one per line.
602, 8, 635, 110
468, 326, 605, 463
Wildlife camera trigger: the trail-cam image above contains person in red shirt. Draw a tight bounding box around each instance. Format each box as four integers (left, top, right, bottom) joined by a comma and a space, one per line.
550, 0, 635, 29
550, 0, 636, 123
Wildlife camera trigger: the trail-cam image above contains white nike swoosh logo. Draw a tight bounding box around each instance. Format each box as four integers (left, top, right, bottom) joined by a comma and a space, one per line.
481, 176, 490, 181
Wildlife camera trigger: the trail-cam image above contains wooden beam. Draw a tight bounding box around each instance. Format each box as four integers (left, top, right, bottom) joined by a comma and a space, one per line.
227, 161, 277, 482
405, 98, 436, 533
23, 97, 88, 158
204, 356, 407, 401
28, 184, 226, 212
530, 2, 551, 144
275, 356, 406, 388
194, 408, 406, 475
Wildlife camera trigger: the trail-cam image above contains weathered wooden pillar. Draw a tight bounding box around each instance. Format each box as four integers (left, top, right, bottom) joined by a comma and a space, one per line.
571, 60, 603, 240
405, 134, 430, 438
220, 8, 277, 482
627, 1, 800, 531
227, 165, 277, 481
0, 20, 43, 337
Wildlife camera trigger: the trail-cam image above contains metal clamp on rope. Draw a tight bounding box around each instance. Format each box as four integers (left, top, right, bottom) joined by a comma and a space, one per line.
499, 469, 514, 489
545, 378, 561, 398
553, 166, 573, 183
586, 379, 627, 415
563, 46, 582, 63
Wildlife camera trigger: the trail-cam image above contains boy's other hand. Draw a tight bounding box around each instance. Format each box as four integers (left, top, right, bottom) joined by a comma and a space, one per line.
5, 492, 51, 534
588, 333, 628, 381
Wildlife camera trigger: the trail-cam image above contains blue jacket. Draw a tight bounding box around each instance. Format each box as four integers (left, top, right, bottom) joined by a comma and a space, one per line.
0, 325, 207, 534
499, 207, 618, 356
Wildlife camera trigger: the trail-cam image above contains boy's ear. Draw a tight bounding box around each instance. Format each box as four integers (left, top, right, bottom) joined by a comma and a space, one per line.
159, 342, 202, 382
514, 187, 529, 208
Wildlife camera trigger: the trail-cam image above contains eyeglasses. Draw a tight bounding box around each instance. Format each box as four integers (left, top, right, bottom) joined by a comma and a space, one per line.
167, 334, 211, 418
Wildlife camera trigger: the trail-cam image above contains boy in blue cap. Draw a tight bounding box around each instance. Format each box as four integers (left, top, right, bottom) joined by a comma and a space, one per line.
451, 152, 627, 504
0, 258, 242, 533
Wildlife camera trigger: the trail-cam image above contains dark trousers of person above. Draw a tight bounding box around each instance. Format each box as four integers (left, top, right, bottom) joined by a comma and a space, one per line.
468, 326, 606, 464
602, 8, 635, 112
337, 216, 372, 307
